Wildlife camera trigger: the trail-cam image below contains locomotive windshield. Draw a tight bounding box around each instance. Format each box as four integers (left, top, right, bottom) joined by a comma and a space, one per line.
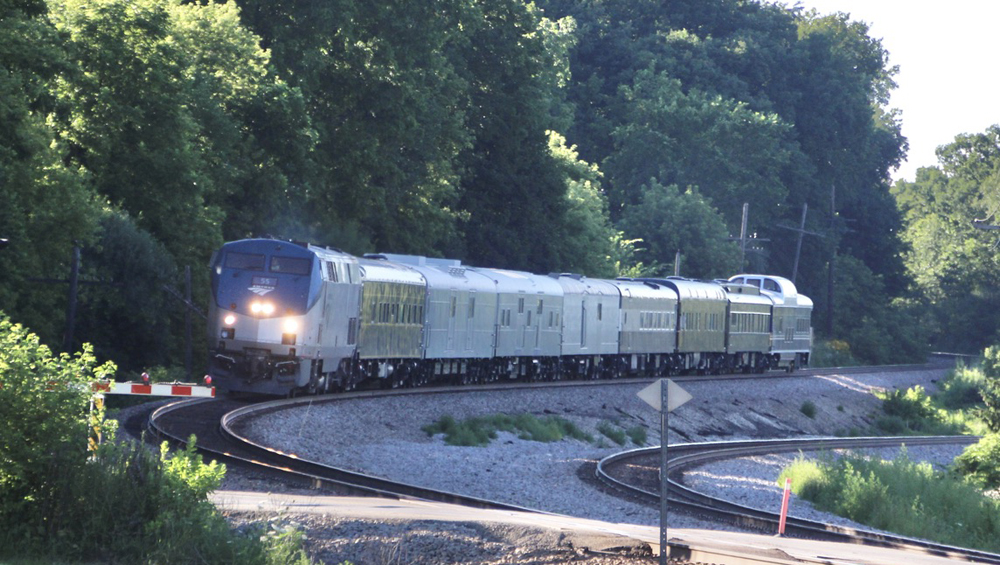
270, 255, 312, 275
226, 252, 265, 270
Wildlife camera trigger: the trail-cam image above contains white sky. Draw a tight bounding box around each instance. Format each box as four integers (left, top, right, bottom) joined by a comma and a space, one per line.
781, 1, 1000, 182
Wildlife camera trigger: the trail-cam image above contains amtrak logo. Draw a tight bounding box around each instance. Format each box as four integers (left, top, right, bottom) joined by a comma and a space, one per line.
249, 286, 274, 296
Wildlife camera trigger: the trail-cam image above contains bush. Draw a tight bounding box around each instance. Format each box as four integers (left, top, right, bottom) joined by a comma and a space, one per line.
781, 450, 1000, 552
0, 313, 313, 564
810, 340, 858, 368
423, 413, 592, 446
800, 400, 817, 419
953, 433, 1000, 490
626, 426, 647, 446
597, 421, 627, 445
937, 362, 986, 410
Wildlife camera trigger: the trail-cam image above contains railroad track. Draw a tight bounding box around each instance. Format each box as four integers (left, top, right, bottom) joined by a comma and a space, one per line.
145, 361, 982, 562
596, 435, 1000, 563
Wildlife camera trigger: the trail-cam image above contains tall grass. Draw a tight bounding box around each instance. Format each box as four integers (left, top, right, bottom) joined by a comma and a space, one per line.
780, 450, 1000, 552
422, 413, 593, 446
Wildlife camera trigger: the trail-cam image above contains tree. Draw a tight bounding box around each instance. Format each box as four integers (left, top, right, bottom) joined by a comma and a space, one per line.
0, 0, 100, 346
891, 126, 1000, 353
618, 180, 739, 278
0, 313, 115, 550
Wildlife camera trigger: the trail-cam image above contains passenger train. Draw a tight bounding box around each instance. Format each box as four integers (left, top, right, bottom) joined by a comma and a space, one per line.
207, 238, 812, 396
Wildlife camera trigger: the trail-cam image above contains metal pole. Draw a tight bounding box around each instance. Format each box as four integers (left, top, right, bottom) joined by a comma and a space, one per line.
63, 245, 80, 352
185, 266, 193, 381
659, 380, 669, 565
739, 203, 749, 270
792, 203, 808, 283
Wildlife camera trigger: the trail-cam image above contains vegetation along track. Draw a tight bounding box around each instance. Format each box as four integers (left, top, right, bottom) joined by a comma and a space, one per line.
597, 435, 998, 563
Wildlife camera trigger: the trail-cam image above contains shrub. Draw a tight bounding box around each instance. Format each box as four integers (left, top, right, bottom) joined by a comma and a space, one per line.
937, 362, 986, 410
953, 433, 1000, 489
799, 400, 817, 419
597, 421, 627, 445
810, 340, 858, 367
0, 313, 313, 564
782, 450, 1000, 552
626, 426, 647, 446
423, 413, 592, 446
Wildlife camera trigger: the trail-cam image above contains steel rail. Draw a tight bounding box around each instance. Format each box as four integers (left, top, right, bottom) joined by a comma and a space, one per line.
596, 435, 998, 563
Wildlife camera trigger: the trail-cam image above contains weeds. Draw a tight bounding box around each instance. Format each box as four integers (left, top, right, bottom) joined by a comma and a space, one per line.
780, 450, 1000, 553
422, 413, 592, 446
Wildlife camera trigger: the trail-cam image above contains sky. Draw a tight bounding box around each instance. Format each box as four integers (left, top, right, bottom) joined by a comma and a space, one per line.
781, 1, 1000, 183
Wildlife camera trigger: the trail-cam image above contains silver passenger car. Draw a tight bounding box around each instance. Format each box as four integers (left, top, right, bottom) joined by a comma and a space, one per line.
551, 274, 620, 378
476, 267, 563, 377
356, 257, 426, 364
610, 279, 678, 374
721, 281, 773, 371
372, 254, 497, 363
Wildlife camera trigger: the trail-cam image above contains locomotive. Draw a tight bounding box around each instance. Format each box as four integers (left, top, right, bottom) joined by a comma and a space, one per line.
207, 238, 812, 396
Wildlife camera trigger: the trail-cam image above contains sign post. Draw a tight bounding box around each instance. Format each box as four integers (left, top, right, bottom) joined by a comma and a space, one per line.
637, 379, 693, 565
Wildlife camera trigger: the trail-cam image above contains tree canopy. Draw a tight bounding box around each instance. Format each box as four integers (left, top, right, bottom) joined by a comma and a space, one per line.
0, 0, 933, 368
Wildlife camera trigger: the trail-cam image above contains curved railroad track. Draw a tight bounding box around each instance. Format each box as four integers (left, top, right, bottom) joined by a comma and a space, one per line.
596, 435, 998, 563
145, 360, 983, 562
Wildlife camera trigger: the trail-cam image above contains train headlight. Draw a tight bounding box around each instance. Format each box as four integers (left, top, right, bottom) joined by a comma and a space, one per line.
224, 314, 236, 326
283, 319, 298, 333
250, 301, 276, 316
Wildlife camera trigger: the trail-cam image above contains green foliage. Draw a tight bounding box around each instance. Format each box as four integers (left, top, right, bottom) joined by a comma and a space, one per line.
799, 400, 817, 419
596, 421, 627, 446
618, 181, 739, 278
782, 451, 1000, 552
953, 433, 1000, 490
423, 413, 592, 447
869, 384, 967, 436
937, 361, 987, 411
809, 340, 859, 368
0, 312, 116, 544
626, 426, 647, 446
0, 313, 312, 563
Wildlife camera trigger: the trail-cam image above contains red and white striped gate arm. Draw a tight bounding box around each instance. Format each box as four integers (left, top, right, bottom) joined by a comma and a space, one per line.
92, 381, 215, 398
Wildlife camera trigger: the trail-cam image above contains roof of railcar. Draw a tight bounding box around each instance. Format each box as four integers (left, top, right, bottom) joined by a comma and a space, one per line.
610, 279, 679, 300
358, 257, 426, 285
474, 267, 563, 295
728, 274, 813, 308
549, 274, 620, 297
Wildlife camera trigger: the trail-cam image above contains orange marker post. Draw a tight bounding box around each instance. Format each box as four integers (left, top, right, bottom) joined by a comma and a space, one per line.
777, 477, 792, 536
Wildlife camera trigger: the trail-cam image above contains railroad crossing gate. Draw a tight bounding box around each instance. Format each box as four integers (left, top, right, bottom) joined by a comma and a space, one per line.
91, 380, 215, 398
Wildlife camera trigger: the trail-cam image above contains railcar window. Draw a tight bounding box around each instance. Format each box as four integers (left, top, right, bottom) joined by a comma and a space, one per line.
469, 297, 476, 318
270, 255, 311, 275
763, 279, 780, 292
598, 303, 603, 321
225, 252, 265, 270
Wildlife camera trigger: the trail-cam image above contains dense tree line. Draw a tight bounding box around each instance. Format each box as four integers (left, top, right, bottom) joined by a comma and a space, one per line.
0, 0, 932, 372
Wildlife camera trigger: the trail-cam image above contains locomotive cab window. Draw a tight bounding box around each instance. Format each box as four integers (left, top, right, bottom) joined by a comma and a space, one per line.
270, 255, 312, 275
225, 252, 265, 270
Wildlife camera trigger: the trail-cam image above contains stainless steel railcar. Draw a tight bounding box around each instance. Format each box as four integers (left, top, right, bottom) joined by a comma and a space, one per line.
208, 238, 812, 395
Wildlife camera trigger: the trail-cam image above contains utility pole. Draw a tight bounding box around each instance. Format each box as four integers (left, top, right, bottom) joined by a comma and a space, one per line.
827, 183, 836, 337
728, 203, 769, 272
775, 203, 824, 284
64, 245, 81, 352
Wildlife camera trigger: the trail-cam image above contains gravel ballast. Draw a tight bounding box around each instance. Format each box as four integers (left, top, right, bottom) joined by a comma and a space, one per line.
235, 368, 957, 532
